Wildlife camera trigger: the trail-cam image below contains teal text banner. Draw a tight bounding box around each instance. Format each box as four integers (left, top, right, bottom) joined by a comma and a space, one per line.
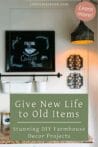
10, 94, 88, 142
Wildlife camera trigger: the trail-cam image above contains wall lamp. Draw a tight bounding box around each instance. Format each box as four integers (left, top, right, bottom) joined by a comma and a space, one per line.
71, 21, 94, 45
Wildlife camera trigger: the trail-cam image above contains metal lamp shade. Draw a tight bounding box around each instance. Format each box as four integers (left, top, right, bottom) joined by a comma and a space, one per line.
71, 21, 94, 45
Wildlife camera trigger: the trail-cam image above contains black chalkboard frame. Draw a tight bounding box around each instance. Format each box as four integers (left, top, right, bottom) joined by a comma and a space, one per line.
5, 30, 55, 72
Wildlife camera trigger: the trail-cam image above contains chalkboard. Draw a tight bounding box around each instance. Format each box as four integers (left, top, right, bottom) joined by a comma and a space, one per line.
5, 31, 55, 72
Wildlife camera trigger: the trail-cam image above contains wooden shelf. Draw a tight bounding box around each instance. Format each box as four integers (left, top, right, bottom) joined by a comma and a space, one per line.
0, 130, 93, 144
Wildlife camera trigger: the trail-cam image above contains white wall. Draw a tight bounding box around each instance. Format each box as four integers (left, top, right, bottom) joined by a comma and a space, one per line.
0, 0, 91, 92
0, 0, 97, 146
88, 4, 98, 147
